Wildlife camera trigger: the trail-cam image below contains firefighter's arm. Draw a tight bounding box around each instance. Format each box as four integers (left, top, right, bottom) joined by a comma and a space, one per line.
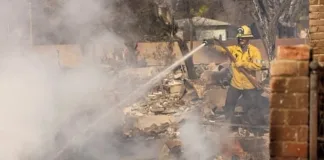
208, 45, 232, 55
236, 48, 262, 70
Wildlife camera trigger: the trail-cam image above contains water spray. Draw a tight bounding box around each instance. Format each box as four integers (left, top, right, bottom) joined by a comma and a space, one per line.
49, 42, 208, 160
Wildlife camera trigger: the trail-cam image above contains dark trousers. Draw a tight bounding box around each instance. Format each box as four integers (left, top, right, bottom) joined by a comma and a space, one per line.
224, 85, 261, 121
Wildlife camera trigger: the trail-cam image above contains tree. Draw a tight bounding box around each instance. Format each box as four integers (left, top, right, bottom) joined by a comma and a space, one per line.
277, 0, 308, 38
278, 0, 307, 28
249, 0, 304, 61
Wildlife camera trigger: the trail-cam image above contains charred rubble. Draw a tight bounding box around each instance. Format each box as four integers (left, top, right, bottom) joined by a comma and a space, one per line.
120, 63, 270, 159
43, 62, 269, 160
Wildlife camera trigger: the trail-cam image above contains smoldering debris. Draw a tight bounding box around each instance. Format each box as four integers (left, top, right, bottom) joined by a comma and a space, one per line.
0, 48, 269, 160
118, 63, 269, 160
0, 0, 270, 159
0, 56, 267, 160
0, 52, 270, 160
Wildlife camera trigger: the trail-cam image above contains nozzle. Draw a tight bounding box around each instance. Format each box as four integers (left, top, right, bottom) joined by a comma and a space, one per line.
202, 39, 215, 46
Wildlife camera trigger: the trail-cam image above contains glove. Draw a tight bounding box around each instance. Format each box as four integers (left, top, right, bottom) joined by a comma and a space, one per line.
202, 39, 215, 46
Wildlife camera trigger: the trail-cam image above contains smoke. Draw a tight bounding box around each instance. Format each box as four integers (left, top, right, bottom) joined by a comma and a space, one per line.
0, 1, 30, 46
0, 54, 58, 160
0, 0, 160, 160
179, 114, 213, 160
0, 47, 131, 159
179, 111, 233, 160
0, 0, 271, 159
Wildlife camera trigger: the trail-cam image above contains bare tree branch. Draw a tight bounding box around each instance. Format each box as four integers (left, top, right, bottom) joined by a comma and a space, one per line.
249, 0, 301, 60
270, 0, 292, 28
251, 0, 267, 26
261, 0, 271, 20
279, 0, 304, 27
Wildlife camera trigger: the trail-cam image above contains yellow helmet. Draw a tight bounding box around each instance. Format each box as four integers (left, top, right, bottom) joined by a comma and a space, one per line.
236, 25, 253, 38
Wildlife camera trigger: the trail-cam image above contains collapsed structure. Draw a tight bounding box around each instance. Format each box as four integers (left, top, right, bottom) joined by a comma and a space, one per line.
119, 58, 270, 159
32, 38, 282, 159
26, 37, 308, 159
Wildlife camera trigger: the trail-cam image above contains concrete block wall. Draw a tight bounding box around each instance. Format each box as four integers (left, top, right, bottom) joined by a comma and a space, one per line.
269, 45, 310, 159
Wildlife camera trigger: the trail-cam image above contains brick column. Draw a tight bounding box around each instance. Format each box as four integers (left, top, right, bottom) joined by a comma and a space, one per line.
269, 45, 310, 159
310, 0, 324, 62
309, 1, 324, 160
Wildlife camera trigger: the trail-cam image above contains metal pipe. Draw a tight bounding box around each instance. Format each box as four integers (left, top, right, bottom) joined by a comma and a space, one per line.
309, 57, 319, 160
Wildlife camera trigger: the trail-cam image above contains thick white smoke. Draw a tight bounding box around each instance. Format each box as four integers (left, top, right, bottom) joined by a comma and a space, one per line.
179, 111, 233, 160
0, 0, 153, 159
0, 54, 58, 160
0, 0, 271, 159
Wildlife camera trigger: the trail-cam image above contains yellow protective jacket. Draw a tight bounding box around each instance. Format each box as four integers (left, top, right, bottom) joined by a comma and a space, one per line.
215, 44, 262, 90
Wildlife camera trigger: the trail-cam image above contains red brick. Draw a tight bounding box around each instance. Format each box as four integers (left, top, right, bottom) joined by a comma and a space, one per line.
270, 61, 309, 77
298, 62, 309, 76
297, 126, 309, 142
270, 61, 298, 76
270, 93, 308, 109
310, 0, 318, 5
312, 47, 324, 54
270, 93, 297, 108
270, 77, 287, 93
310, 26, 321, 33
309, 12, 324, 19
270, 142, 283, 157
276, 45, 310, 60
310, 20, 324, 26
281, 142, 308, 158
311, 32, 324, 40
270, 109, 286, 125
296, 93, 309, 109
286, 110, 309, 125
286, 77, 309, 93
270, 126, 308, 142
270, 77, 309, 93
313, 54, 324, 62
310, 5, 324, 12
310, 39, 324, 47
309, 13, 318, 20
270, 126, 298, 141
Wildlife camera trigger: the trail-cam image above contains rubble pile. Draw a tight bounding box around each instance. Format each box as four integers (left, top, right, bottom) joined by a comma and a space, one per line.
117, 62, 269, 159
122, 67, 204, 140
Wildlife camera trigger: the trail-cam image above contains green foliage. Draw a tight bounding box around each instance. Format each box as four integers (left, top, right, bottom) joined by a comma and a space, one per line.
195, 5, 209, 16
190, 5, 209, 17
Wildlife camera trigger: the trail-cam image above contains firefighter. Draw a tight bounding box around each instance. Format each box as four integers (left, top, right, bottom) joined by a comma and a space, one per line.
206, 25, 264, 125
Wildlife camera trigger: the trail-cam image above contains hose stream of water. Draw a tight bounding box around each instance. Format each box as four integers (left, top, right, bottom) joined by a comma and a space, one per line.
49, 43, 206, 160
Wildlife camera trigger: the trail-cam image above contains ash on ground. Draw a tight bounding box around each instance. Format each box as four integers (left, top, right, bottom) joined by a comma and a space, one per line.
119, 63, 270, 160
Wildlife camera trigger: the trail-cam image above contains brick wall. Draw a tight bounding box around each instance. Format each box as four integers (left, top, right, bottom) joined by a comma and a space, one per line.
307, 1, 324, 159
310, 0, 324, 63
269, 45, 310, 159
268, 1, 324, 158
